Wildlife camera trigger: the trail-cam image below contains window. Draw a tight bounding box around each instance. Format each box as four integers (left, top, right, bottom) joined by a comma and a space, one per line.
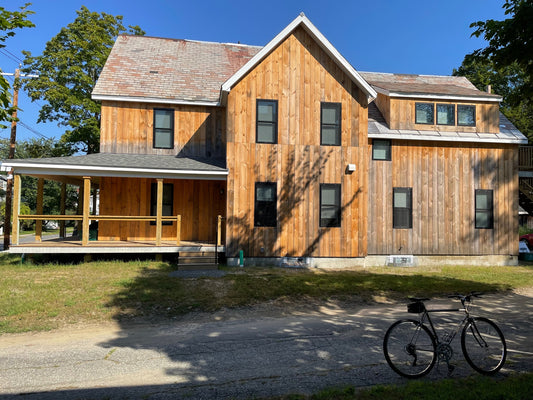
393, 187, 412, 229
255, 182, 277, 227
372, 139, 391, 161
321, 102, 342, 146
458, 105, 476, 126
437, 104, 455, 125
153, 109, 174, 149
475, 189, 493, 229
320, 184, 341, 227
415, 103, 434, 125
150, 183, 174, 225
256, 100, 278, 143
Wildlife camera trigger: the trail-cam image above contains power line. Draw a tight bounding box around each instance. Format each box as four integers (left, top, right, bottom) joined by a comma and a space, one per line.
1, 48, 24, 64
0, 49, 22, 65
17, 121, 50, 139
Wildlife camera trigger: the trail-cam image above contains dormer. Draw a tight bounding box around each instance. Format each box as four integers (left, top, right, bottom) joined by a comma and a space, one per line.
361, 72, 502, 135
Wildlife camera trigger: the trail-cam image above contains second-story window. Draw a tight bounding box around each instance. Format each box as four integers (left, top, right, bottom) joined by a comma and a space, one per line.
321, 102, 342, 146
437, 104, 455, 125
458, 105, 476, 126
153, 109, 174, 149
415, 103, 434, 125
256, 99, 278, 144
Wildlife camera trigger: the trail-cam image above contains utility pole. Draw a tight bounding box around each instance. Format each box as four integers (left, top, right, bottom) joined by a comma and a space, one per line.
1, 67, 38, 250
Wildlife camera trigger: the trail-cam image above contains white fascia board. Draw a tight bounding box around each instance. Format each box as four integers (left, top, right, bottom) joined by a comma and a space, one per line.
221, 14, 377, 102
373, 87, 502, 103
1, 162, 228, 181
92, 94, 221, 107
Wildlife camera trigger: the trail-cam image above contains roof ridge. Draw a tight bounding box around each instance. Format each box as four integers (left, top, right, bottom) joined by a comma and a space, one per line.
117, 33, 263, 49
360, 70, 466, 80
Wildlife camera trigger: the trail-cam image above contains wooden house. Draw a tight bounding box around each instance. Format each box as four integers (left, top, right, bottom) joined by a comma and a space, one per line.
1, 14, 528, 266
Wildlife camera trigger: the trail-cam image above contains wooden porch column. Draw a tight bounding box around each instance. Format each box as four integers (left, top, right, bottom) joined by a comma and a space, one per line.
12, 174, 21, 246
156, 178, 163, 246
82, 176, 91, 246
35, 178, 44, 242
59, 182, 66, 238
217, 215, 223, 246
176, 215, 181, 245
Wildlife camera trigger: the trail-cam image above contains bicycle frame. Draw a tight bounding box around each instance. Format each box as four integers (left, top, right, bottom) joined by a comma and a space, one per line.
416, 303, 472, 345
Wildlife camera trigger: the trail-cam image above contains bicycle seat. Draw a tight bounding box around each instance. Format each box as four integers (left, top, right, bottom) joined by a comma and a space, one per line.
408, 297, 430, 302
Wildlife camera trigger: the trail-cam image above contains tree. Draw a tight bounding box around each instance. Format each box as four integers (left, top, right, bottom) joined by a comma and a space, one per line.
0, 3, 34, 128
0, 137, 78, 217
470, 0, 533, 104
453, 55, 533, 143
22, 6, 144, 154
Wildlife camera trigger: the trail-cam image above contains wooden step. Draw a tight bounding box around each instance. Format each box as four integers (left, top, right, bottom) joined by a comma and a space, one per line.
177, 251, 218, 271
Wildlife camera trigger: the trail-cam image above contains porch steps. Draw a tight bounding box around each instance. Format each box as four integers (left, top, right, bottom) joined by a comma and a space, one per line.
177, 251, 218, 270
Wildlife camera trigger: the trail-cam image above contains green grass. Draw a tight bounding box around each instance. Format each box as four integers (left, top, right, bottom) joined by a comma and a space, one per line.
1, 252, 532, 334
267, 372, 533, 399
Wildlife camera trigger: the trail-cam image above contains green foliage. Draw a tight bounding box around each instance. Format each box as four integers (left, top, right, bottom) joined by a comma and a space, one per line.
1, 201, 31, 230
453, 55, 533, 143
0, 3, 34, 128
22, 6, 144, 154
0, 138, 78, 215
470, 0, 533, 105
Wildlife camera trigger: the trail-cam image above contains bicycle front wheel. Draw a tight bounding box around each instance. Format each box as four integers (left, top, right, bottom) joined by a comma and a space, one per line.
383, 319, 437, 378
461, 317, 506, 375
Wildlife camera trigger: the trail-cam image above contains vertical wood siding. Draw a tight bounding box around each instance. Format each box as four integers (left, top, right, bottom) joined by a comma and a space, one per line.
98, 177, 226, 242
368, 141, 519, 255
100, 102, 226, 158
386, 98, 500, 133
226, 27, 368, 258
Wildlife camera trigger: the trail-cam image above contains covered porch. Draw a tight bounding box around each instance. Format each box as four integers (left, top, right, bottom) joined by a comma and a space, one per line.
1, 153, 227, 256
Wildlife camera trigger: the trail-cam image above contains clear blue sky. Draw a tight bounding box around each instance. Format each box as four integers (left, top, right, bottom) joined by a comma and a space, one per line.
1, 0, 507, 142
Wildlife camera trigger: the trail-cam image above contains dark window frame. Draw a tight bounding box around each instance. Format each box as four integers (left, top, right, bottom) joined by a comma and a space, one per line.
320, 102, 342, 146
457, 104, 476, 127
153, 108, 174, 149
320, 183, 341, 228
475, 189, 494, 229
372, 139, 392, 161
436, 103, 455, 126
256, 99, 278, 144
254, 182, 277, 227
415, 102, 434, 125
393, 187, 413, 229
150, 183, 174, 226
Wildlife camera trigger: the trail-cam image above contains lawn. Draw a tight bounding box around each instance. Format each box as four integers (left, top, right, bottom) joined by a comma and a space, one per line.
1, 253, 532, 334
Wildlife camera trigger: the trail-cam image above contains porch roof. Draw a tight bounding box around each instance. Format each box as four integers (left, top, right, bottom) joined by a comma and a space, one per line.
0, 153, 228, 181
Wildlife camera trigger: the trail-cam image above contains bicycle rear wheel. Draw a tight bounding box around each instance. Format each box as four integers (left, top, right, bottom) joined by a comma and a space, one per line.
383, 319, 437, 378
461, 317, 506, 375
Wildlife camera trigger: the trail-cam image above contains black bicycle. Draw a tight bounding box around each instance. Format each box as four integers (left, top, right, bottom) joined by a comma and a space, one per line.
383, 292, 507, 378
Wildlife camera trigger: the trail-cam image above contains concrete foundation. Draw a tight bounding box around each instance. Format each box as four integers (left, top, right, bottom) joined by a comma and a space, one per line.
227, 254, 519, 268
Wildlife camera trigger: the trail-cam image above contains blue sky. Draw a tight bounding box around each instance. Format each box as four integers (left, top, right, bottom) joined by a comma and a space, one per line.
1, 0, 507, 142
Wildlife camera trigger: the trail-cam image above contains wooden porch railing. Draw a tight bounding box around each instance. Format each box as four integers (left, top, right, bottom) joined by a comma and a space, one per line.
519, 146, 533, 171
15, 214, 182, 246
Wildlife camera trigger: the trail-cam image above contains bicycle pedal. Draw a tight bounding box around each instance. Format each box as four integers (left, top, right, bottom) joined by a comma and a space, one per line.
447, 365, 455, 375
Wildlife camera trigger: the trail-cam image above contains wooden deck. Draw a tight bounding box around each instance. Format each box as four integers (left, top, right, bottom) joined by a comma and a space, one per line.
8, 237, 224, 254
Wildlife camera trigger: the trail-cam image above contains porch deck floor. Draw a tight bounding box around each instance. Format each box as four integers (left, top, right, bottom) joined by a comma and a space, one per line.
8, 237, 223, 254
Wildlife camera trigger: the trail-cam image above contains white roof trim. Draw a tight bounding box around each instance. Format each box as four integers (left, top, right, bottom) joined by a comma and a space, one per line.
221, 13, 377, 103
372, 87, 502, 103
92, 94, 221, 107
0, 162, 228, 181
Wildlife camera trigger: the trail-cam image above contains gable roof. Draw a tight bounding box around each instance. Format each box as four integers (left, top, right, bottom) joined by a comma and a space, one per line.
360, 72, 502, 102
92, 36, 261, 105
92, 14, 377, 106
221, 13, 377, 103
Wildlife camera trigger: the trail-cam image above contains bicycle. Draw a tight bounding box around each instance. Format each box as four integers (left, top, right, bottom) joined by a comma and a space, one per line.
383, 292, 507, 379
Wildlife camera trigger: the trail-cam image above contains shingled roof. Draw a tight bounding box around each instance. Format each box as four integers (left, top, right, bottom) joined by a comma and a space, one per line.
92, 36, 261, 104
360, 72, 502, 102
